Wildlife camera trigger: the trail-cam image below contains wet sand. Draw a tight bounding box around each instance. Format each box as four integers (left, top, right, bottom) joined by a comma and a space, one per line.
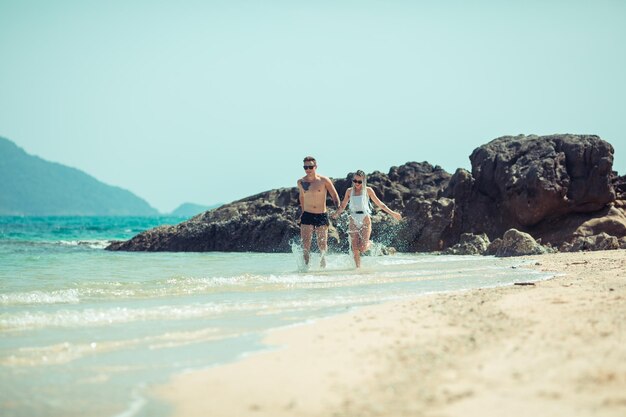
155, 250, 626, 417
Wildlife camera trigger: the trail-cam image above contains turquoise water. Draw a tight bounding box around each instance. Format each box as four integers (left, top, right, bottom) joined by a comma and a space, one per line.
0, 217, 552, 417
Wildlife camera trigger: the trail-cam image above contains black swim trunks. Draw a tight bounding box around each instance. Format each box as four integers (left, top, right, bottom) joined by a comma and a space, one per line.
300, 211, 329, 227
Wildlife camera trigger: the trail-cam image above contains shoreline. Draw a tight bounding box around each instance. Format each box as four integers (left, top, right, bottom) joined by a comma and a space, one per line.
155, 250, 626, 417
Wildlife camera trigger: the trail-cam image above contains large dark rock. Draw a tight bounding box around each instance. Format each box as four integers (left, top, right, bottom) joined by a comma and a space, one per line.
443, 233, 490, 255
612, 173, 626, 200
470, 135, 614, 225
339, 162, 452, 251
334, 161, 451, 208
107, 162, 450, 252
486, 229, 548, 257
393, 197, 455, 252
445, 134, 620, 247
107, 134, 625, 254
108, 188, 301, 252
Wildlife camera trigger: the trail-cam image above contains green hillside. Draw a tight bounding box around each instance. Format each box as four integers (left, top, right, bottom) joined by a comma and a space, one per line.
169, 202, 221, 217
0, 137, 158, 216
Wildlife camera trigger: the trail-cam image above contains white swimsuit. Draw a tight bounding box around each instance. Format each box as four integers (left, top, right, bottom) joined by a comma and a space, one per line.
349, 190, 370, 227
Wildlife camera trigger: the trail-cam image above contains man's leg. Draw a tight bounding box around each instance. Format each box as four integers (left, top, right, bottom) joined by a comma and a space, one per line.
315, 225, 328, 268
301, 225, 314, 265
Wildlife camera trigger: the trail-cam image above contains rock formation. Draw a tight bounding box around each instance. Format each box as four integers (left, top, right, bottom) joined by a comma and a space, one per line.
486, 229, 549, 257
107, 162, 449, 252
435, 134, 624, 251
443, 233, 490, 256
107, 134, 626, 254
446, 136, 612, 233
107, 188, 301, 252
561, 232, 621, 252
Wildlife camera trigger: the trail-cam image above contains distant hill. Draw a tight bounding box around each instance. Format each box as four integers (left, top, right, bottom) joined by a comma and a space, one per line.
0, 137, 158, 216
170, 202, 221, 217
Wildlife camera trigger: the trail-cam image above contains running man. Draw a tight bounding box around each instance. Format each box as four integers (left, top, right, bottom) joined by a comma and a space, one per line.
297, 156, 340, 268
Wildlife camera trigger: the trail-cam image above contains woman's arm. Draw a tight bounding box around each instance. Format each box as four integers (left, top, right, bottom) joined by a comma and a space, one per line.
367, 187, 402, 220
331, 188, 352, 219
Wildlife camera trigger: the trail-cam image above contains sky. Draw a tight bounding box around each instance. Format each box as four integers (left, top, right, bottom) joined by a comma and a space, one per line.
1, 0, 625, 213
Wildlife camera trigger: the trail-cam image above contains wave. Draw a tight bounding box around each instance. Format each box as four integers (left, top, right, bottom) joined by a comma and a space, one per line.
0, 238, 113, 250
0, 254, 526, 308
0, 289, 81, 305
57, 240, 112, 249
3, 272, 550, 331
0, 293, 393, 331
0, 265, 488, 307
0, 327, 227, 366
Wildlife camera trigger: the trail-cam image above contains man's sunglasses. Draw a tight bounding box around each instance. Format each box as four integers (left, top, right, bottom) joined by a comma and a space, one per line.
303, 165, 316, 170
352, 179, 363, 184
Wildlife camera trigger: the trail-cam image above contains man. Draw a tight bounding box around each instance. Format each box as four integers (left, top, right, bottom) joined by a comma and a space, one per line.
297, 156, 340, 268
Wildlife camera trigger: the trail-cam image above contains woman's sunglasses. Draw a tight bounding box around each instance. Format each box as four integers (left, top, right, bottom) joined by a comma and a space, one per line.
303, 165, 315, 170
352, 179, 363, 184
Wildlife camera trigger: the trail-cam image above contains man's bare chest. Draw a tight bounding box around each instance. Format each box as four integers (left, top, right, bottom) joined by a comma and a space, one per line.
302, 180, 325, 194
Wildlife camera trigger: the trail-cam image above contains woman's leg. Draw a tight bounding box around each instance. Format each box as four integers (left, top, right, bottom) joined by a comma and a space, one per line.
359, 217, 372, 253
348, 220, 361, 268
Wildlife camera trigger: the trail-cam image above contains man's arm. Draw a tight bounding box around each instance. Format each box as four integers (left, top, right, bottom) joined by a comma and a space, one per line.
325, 177, 341, 207
297, 179, 304, 211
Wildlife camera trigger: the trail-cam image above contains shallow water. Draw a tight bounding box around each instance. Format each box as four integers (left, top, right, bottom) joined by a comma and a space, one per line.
0, 217, 552, 417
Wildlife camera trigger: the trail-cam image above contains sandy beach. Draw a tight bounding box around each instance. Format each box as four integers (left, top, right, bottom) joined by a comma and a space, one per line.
156, 250, 626, 417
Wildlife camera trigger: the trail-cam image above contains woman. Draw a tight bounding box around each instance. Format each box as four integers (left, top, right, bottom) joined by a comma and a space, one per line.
332, 170, 402, 268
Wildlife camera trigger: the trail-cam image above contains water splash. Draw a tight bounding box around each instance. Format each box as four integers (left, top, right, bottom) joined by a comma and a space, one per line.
367, 241, 386, 256
290, 240, 308, 272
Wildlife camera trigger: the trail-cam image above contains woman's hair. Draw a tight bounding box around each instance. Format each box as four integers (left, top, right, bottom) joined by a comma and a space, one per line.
354, 169, 366, 179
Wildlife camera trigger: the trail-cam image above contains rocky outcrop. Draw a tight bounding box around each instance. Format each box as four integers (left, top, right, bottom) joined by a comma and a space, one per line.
561, 233, 621, 252
571, 206, 626, 239
613, 174, 626, 200
441, 134, 622, 249
486, 229, 549, 257
470, 135, 614, 225
443, 233, 490, 255
334, 162, 451, 207
108, 188, 301, 252
393, 197, 455, 252
107, 134, 626, 254
107, 162, 449, 252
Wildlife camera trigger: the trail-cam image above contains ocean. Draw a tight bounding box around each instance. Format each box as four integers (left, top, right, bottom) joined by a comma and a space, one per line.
0, 216, 552, 417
